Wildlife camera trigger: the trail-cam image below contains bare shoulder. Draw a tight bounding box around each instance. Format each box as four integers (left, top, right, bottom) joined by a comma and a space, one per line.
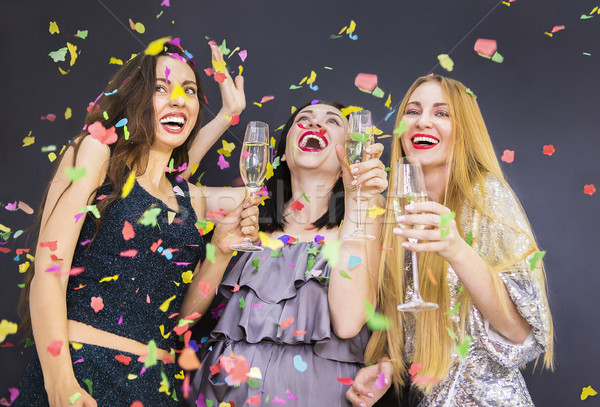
187, 182, 207, 220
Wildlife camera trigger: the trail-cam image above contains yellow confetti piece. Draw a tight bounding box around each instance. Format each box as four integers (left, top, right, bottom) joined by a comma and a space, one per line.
270, 137, 276, 148
144, 36, 172, 55
109, 57, 123, 65
592, 6, 598, 14
58, 67, 70, 75
170, 83, 188, 101
253, 102, 262, 108
127, 374, 138, 380
217, 140, 236, 157
121, 171, 136, 198
581, 386, 598, 400
159, 324, 171, 338
259, 231, 284, 250
134, 22, 145, 34
48, 152, 57, 162
23, 131, 34, 147
544, 32, 553, 37
347, 20, 356, 34
190, 162, 199, 176
340, 106, 363, 117
238, 65, 243, 76
49, 21, 60, 34
159, 295, 177, 312
306, 70, 317, 84
99, 275, 119, 282
174, 370, 185, 380
182, 270, 193, 284
165, 211, 175, 225
26, 254, 35, 261
265, 161, 274, 180
437, 54, 454, 72
64, 107, 72, 120
212, 59, 226, 73
298, 76, 308, 85
371, 125, 383, 135
385, 94, 392, 108
248, 367, 262, 380
70, 341, 83, 350
338, 25, 348, 35
367, 205, 386, 219
67, 42, 78, 67
0, 224, 10, 233
19, 262, 30, 274
0, 319, 18, 343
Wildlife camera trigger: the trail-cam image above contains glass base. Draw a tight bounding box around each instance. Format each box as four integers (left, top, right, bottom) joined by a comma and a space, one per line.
397, 300, 439, 313
342, 231, 376, 241
230, 242, 263, 252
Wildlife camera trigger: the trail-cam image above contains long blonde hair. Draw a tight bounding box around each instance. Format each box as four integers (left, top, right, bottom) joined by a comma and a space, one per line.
364, 75, 554, 394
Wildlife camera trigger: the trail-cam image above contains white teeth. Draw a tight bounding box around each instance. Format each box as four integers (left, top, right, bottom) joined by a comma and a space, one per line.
160, 116, 185, 125
299, 135, 326, 149
413, 136, 439, 144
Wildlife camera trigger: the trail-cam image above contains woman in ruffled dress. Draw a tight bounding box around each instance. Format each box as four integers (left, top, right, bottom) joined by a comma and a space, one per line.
183, 101, 388, 406
347, 75, 554, 407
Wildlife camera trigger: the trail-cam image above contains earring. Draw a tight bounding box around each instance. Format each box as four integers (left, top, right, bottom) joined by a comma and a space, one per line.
281, 154, 286, 162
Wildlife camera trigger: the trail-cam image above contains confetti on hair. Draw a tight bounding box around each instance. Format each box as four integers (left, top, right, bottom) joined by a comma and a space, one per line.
528, 250, 546, 270
426, 267, 438, 286
145, 37, 172, 55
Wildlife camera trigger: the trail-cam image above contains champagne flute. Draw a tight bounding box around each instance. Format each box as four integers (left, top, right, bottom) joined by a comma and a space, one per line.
230, 121, 269, 252
343, 110, 376, 241
392, 157, 438, 312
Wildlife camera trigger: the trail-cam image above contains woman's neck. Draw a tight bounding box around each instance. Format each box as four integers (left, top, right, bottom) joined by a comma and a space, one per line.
284, 170, 340, 227
136, 148, 172, 188
423, 165, 448, 203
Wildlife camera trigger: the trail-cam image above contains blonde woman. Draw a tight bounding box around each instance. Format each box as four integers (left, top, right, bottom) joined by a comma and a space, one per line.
347, 75, 553, 407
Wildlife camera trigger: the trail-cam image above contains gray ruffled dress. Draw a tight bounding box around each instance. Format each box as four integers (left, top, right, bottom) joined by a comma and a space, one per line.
190, 241, 369, 406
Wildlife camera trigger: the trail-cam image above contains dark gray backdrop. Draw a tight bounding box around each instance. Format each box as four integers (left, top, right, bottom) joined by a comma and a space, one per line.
1, 0, 599, 405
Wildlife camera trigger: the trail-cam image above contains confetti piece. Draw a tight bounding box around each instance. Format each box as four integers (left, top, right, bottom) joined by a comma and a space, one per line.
109, 57, 123, 65
69, 393, 82, 404
91, 297, 104, 313
67, 42, 78, 66
491, 52, 504, 63
500, 149, 514, 163
550, 25, 565, 33
280, 317, 294, 330
121, 220, 135, 241
584, 184, 596, 196
216, 140, 236, 157
474, 39, 497, 57
338, 269, 352, 280
159, 295, 177, 312
528, 251, 546, 270
145, 37, 172, 55
354, 73, 378, 92
18, 201, 34, 215
64, 167, 87, 182
0, 320, 18, 343
46, 340, 63, 356
364, 300, 390, 331
290, 200, 304, 211
259, 231, 284, 250
393, 121, 408, 137
217, 154, 230, 170
293, 355, 307, 372
408, 362, 423, 376
88, 121, 117, 145
348, 256, 362, 270
49, 21, 59, 34
581, 386, 598, 400
49, 47, 68, 62
367, 205, 386, 219
456, 335, 472, 359
139, 207, 161, 227
446, 326, 458, 340
145, 340, 157, 368
437, 54, 454, 71
115, 354, 132, 365
178, 346, 201, 370
39, 240, 58, 251
23, 131, 34, 147
99, 275, 119, 282
75, 30, 88, 39
206, 244, 216, 264
445, 301, 461, 315
321, 240, 341, 267
337, 377, 354, 386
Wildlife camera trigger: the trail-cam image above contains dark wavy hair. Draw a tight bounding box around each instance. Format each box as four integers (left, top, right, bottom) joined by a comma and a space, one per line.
259, 101, 346, 233
18, 40, 204, 335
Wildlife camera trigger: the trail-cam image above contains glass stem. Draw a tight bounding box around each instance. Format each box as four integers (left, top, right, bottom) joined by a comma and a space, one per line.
410, 246, 423, 301
355, 184, 362, 233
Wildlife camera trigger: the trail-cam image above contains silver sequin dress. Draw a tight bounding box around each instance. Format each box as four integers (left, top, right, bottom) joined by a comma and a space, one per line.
406, 174, 552, 407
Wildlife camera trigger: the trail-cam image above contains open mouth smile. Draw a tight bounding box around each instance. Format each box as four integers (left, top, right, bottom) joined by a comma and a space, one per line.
411, 134, 440, 149
298, 130, 328, 152
159, 112, 187, 134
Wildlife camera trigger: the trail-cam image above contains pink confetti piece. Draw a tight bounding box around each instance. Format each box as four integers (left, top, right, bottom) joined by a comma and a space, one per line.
73, 358, 84, 364
217, 154, 230, 170
69, 267, 85, 276
165, 66, 171, 83
374, 372, 386, 390
161, 0, 170, 6
45, 264, 61, 273
238, 49, 247, 62
286, 390, 299, 401
46, 340, 63, 356
41, 114, 57, 122
120, 249, 138, 257
88, 121, 117, 145
551, 25, 565, 33
18, 201, 34, 214
354, 73, 378, 92
272, 397, 288, 405
241, 151, 251, 159
4, 201, 17, 211
474, 39, 497, 57
501, 149, 514, 163
74, 212, 86, 223
260, 95, 275, 103
91, 296, 104, 313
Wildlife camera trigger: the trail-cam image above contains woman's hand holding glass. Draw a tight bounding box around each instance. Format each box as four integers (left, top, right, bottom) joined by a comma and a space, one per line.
336, 142, 387, 200
212, 194, 261, 257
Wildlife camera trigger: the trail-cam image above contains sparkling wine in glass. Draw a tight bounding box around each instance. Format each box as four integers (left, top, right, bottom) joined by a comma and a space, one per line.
230, 121, 269, 252
343, 110, 376, 241
393, 157, 438, 312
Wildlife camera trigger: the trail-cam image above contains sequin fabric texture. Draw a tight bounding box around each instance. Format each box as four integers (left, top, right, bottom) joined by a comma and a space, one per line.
405, 174, 552, 407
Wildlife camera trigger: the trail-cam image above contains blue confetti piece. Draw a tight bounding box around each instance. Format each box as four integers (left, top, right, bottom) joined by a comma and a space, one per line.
162, 249, 173, 260
115, 118, 128, 127
293, 355, 308, 372
348, 256, 362, 270
13, 255, 20, 262
278, 235, 290, 245
308, 83, 319, 91
104, 89, 118, 96
349, 33, 359, 40
184, 50, 194, 60
385, 109, 396, 121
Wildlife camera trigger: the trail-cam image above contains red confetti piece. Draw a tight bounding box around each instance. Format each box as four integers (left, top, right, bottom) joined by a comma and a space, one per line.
229, 356, 250, 383
501, 149, 514, 163
46, 340, 62, 356
408, 362, 423, 376
146, 294, 151, 303
231, 284, 240, 293
0, 247, 11, 254
204, 68, 213, 76
50, 254, 64, 262
198, 279, 211, 297
122, 221, 135, 240
209, 363, 221, 375
150, 239, 163, 252
214, 72, 227, 83
69, 267, 85, 276
551, 25, 565, 33
474, 38, 497, 57
293, 330, 307, 337
41, 114, 57, 122
337, 377, 354, 386
247, 395, 261, 405
289, 201, 304, 211
542, 145, 555, 156
88, 121, 118, 145
115, 354, 132, 365
120, 249, 138, 257
39, 240, 58, 251
584, 184, 596, 196
280, 317, 294, 330
91, 296, 104, 313
231, 115, 240, 126
130, 402, 144, 407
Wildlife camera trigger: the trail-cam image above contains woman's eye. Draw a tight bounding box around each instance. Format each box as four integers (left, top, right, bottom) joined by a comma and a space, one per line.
185, 87, 197, 95
297, 116, 310, 122
405, 109, 420, 115
436, 111, 450, 117
327, 118, 341, 126
156, 85, 166, 93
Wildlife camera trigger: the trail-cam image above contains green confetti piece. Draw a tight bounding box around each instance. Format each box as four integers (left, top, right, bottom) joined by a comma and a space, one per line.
301, 190, 311, 203
272, 156, 281, 169
445, 326, 458, 340
123, 124, 130, 140
84, 205, 101, 218
239, 296, 245, 308
580, 14, 594, 19
456, 335, 473, 360
307, 255, 315, 272
17, 283, 25, 288
478, 250, 488, 262
385, 167, 391, 172
64, 167, 87, 182
465, 230, 474, 246
219, 39, 231, 56
338, 269, 352, 280
251, 258, 260, 272
247, 379, 262, 388
83, 378, 93, 396
329, 34, 343, 39
145, 340, 157, 368
271, 250, 283, 257
371, 86, 385, 98
583, 52, 591, 56
156, 10, 164, 18
195, 219, 207, 230
364, 301, 390, 331
445, 301, 461, 315
491, 52, 504, 63
307, 247, 319, 255
49, 47, 68, 62
289, 85, 303, 90
206, 243, 216, 264
529, 250, 546, 271
393, 121, 407, 137
324, 66, 333, 70
440, 227, 450, 240
439, 211, 455, 227
321, 240, 341, 267
139, 207, 161, 226
207, 400, 213, 407
69, 392, 82, 404
25, 337, 35, 348
350, 132, 370, 144
168, 158, 174, 173
466, 88, 477, 99
41, 145, 57, 152
76, 30, 88, 39
103, 111, 109, 120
